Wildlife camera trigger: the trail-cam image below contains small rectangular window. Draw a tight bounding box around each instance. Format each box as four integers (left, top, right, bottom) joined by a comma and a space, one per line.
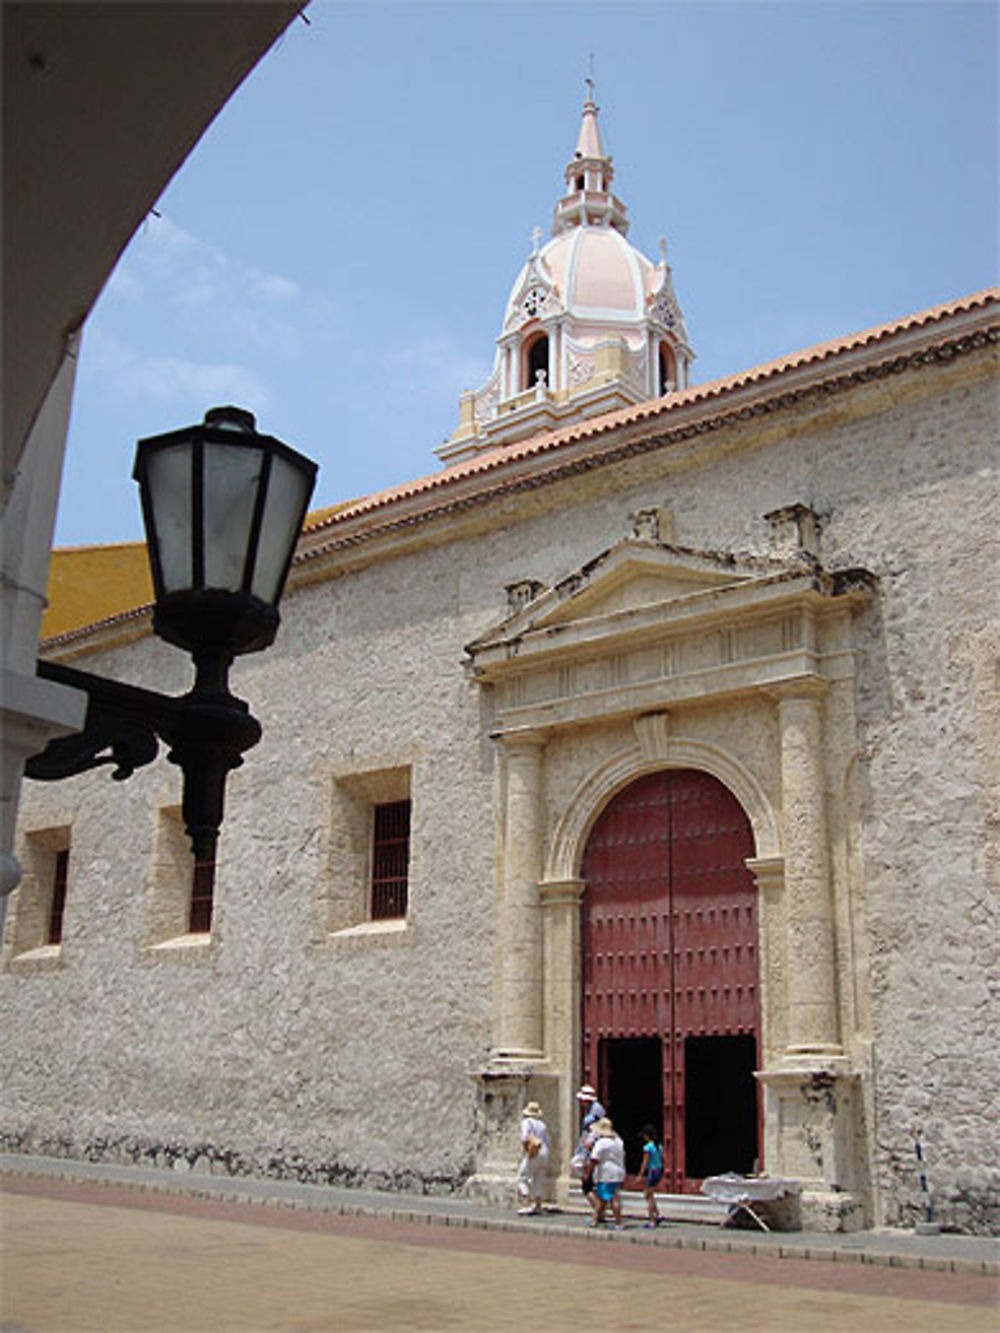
371, 800, 410, 920
47, 847, 69, 945
6, 826, 71, 962
189, 857, 216, 934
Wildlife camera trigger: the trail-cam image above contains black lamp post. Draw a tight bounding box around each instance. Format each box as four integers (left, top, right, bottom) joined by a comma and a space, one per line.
26, 408, 317, 862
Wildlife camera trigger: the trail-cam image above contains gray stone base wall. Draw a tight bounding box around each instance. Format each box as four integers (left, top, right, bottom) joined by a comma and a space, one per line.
0, 1128, 475, 1197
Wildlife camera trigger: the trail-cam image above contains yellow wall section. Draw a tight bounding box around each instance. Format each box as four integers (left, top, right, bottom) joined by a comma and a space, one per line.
42, 544, 153, 640
40, 502, 350, 641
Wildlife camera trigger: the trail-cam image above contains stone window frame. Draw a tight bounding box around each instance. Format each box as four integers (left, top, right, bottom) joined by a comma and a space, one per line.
3, 824, 72, 970
322, 764, 413, 945
141, 805, 215, 958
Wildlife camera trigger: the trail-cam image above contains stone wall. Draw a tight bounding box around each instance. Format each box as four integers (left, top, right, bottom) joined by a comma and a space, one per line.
3, 350, 996, 1230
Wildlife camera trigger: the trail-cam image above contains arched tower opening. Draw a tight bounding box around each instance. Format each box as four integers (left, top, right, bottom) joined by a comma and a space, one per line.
524, 332, 549, 391
658, 343, 677, 396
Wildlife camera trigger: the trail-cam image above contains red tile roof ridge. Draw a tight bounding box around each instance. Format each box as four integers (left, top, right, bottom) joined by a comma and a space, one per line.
41, 601, 153, 649
303, 287, 999, 535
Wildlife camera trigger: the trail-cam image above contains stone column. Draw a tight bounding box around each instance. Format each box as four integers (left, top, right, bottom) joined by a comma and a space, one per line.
776, 683, 841, 1057
1, 341, 86, 918
495, 734, 546, 1060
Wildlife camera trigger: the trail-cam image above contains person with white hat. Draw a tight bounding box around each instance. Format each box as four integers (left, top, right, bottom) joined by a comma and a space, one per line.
517, 1099, 550, 1215
571, 1084, 607, 1216
575, 1083, 606, 1127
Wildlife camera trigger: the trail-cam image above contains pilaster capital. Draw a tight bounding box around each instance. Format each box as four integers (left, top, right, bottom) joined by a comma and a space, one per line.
539, 877, 586, 908
494, 728, 549, 755
745, 855, 784, 894
770, 677, 828, 707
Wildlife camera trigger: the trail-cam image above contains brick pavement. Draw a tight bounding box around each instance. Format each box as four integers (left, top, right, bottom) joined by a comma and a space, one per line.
2, 1174, 997, 1332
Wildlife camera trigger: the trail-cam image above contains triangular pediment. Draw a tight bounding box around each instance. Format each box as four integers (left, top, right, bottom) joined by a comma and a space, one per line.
537, 543, 754, 627
471, 538, 794, 651
463, 536, 847, 686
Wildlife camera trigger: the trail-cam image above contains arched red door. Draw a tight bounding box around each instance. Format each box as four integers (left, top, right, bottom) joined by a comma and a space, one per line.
581, 769, 760, 1192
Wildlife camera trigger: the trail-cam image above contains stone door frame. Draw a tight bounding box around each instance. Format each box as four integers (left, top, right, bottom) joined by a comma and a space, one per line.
466, 532, 874, 1227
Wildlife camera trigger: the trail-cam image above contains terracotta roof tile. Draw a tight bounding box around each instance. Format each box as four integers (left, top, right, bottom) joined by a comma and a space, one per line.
42, 287, 998, 646
304, 287, 999, 533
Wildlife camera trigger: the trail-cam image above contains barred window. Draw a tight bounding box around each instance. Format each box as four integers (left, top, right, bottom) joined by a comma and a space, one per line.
370, 801, 410, 920
47, 847, 69, 945
189, 856, 216, 934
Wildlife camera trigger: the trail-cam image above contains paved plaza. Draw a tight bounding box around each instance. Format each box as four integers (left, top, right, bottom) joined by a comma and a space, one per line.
2, 1163, 997, 1332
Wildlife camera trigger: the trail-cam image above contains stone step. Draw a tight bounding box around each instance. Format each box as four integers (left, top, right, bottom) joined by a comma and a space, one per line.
567, 1188, 730, 1225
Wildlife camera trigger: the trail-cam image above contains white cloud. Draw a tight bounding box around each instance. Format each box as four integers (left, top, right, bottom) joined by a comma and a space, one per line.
384, 334, 493, 401
103, 214, 332, 362
81, 327, 268, 414
134, 357, 268, 408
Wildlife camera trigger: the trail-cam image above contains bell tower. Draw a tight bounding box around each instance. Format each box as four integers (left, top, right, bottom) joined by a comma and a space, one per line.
439, 84, 694, 464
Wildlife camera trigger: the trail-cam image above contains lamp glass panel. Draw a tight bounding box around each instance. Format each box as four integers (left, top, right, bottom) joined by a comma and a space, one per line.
202, 442, 263, 592
143, 443, 193, 594
251, 454, 313, 604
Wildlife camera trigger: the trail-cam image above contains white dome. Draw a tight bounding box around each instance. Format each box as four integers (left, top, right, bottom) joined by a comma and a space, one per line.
439, 88, 693, 465
504, 226, 659, 332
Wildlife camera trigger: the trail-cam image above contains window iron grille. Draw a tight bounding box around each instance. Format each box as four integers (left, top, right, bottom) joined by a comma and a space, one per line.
371, 800, 410, 920
47, 847, 69, 945
189, 856, 216, 934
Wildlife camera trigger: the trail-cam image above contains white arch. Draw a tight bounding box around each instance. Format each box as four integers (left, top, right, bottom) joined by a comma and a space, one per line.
544, 735, 781, 883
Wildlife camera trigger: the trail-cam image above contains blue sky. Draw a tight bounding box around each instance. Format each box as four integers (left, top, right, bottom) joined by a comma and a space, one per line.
55, 0, 999, 546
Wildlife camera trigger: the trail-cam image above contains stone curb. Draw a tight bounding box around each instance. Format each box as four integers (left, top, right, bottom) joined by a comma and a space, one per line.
3, 1164, 997, 1278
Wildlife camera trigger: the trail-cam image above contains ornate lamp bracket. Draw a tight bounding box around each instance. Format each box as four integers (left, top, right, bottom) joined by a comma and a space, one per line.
25, 658, 261, 862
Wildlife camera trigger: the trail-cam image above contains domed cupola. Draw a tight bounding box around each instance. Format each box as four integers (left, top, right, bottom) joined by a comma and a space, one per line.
439, 82, 694, 463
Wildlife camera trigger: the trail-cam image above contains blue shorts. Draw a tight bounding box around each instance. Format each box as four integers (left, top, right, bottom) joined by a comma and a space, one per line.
646, 1169, 663, 1190
594, 1181, 621, 1201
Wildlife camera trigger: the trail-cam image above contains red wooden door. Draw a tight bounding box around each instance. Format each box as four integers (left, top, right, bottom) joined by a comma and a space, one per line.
581, 769, 760, 1191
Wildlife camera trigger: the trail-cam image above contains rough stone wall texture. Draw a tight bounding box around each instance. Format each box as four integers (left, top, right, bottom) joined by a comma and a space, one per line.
3, 354, 997, 1228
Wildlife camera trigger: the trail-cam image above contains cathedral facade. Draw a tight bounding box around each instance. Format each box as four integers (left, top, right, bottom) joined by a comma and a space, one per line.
3, 94, 998, 1234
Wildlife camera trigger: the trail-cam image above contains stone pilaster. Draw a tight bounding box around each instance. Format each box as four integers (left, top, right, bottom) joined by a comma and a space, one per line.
494, 734, 546, 1061
540, 876, 585, 1202
745, 855, 785, 1064
776, 683, 841, 1057
762, 685, 866, 1229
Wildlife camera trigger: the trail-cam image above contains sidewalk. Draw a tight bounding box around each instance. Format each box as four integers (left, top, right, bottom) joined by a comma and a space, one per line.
3, 1152, 997, 1277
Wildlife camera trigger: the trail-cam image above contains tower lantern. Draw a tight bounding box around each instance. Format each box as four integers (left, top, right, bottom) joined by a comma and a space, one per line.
439, 83, 694, 464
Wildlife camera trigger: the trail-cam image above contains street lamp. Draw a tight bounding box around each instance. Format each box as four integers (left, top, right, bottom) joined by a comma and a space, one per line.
26, 408, 317, 862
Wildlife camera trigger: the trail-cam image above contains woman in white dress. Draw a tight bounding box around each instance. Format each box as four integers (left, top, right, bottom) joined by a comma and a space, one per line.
517, 1099, 550, 1215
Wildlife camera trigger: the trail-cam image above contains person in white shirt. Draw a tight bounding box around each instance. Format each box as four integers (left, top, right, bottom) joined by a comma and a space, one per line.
517, 1100, 550, 1215
588, 1117, 627, 1228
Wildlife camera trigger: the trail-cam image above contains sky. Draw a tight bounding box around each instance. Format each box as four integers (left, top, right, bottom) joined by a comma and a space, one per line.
54, 0, 999, 547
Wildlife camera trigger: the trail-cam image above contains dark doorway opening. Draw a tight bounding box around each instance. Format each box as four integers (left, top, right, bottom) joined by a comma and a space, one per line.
684, 1034, 758, 1180
600, 1036, 662, 1177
